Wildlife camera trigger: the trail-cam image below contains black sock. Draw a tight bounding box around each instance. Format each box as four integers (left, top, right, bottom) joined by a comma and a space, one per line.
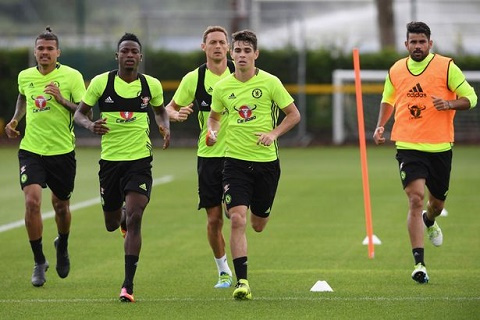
123, 255, 139, 294
30, 238, 46, 264
412, 248, 425, 266
233, 256, 248, 282
423, 212, 434, 227
57, 232, 69, 252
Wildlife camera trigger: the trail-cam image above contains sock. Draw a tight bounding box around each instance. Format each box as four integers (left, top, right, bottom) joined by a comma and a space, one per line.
123, 255, 138, 294
412, 248, 425, 266
423, 212, 434, 228
215, 254, 232, 276
30, 238, 46, 264
57, 232, 69, 252
233, 256, 248, 282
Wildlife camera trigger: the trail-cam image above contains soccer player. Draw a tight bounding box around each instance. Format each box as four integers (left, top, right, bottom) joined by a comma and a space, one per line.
373, 21, 477, 283
74, 33, 170, 302
206, 29, 301, 300
166, 26, 234, 289
4, 27, 86, 287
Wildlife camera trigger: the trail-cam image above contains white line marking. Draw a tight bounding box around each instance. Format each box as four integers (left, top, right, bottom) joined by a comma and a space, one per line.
0, 296, 478, 303
0, 175, 173, 234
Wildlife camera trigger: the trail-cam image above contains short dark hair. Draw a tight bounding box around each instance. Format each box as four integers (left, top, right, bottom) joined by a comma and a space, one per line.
203, 26, 228, 43
406, 21, 431, 40
117, 33, 142, 51
35, 26, 59, 47
231, 29, 257, 51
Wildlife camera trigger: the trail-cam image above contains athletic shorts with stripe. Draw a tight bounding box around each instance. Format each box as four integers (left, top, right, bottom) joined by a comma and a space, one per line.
222, 157, 280, 218
18, 149, 76, 201
98, 156, 153, 212
395, 149, 452, 201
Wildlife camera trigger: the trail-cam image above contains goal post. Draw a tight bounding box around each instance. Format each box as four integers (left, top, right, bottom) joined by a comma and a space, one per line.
333, 69, 386, 145
332, 69, 480, 145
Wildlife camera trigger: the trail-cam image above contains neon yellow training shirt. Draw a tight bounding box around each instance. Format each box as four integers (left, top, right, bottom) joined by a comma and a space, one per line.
173, 66, 231, 157
18, 63, 86, 155
82, 72, 164, 161
211, 69, 294, 162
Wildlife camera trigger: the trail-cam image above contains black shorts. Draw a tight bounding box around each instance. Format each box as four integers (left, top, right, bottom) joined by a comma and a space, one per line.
99, 156, 153, 212
18, 149, 76, 201
197, 156, 224, 209
222, 157, 280, 218
395, 149, 452, 201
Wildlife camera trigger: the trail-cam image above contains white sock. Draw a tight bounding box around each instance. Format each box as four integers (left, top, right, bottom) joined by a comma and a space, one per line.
214, 254, 232, 276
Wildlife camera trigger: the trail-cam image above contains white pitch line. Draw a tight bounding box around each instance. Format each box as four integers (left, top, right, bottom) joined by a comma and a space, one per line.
0, 296, 479, 303
0, 175, 174, 234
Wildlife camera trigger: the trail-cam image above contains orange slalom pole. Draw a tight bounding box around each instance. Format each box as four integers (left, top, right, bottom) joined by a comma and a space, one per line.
353, 48, 375, 259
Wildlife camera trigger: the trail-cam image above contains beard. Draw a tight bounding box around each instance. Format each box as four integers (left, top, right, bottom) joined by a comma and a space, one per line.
410, 50, 427, 62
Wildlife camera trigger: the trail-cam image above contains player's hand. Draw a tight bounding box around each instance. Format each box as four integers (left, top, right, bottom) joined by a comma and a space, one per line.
255, 132, 276, 146
44, 82, 65, 104
206, 129, 217, 146
5, 119, 20, 138
431, 95, 451, 111
159, 126, 170, 149
88, 118, 109, 135
373, 126, 385, 145
176, 104, 194, 122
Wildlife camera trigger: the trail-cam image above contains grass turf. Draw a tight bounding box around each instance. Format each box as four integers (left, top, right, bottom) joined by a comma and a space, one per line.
0, 145, 479, 319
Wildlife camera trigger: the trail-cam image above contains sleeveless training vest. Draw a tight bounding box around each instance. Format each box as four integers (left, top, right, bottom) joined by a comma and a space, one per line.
195, 60, 235, 111
98, 70, 152, 113
389, 54, 456, 143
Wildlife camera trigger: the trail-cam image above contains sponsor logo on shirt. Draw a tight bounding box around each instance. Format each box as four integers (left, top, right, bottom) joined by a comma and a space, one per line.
32, 95, 51, 112
234, 105, 257, 123
407, 104, 426, 119
104, 96, 114, 103
117, 111, 137, 123
407, 83, 427, 98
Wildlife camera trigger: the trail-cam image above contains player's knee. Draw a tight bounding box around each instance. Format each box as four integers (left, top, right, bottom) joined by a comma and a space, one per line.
251, 213, 269, 232
230, 212, 246, 228
105, 219, 120, 232
125, 209, 144, 234
52, 202, 69, 217
207, 217, 223, 231
408, 193, 424, 209
251, 223, 265, 233
25, 197, 41, 214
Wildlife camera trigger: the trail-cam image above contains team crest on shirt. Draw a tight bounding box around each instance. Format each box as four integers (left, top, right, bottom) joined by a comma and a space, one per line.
140, 96, 151, 109
234, 105, 257, 124
31, 95, 52, 112
252, 88, 262, 98
117, 111, 137, 123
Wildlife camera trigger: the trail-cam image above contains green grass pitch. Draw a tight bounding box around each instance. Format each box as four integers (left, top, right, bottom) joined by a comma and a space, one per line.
0, 145, 479, 319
